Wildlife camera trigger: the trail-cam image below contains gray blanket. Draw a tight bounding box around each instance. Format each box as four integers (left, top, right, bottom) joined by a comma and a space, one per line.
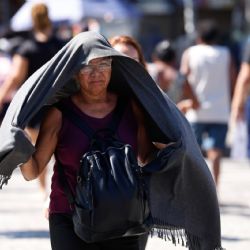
0, 31, 222, 250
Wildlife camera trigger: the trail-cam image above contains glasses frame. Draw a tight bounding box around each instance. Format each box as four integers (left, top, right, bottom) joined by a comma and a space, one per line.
80, 59, 112, 75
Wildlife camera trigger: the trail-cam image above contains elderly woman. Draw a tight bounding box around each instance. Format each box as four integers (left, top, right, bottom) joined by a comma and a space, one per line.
0, 31, 222, 250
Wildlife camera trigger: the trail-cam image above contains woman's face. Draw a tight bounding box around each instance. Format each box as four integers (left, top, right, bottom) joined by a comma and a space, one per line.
76, 57, 112, 96
113, 43, 139, 62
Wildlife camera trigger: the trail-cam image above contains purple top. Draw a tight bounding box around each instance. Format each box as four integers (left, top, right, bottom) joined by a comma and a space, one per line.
49, 98, 138, 214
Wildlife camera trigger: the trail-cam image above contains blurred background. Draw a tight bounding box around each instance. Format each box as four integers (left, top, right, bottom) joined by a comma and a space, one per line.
0, 0, 249, 62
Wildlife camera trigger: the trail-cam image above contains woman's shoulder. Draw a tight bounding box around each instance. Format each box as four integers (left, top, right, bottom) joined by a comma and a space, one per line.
39, 105, 63, 135
45, 105, 63, 121
53, 97, 72, 111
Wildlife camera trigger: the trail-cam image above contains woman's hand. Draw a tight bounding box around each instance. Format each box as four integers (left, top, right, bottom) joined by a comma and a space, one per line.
20, 157, 40, 181
177, 99, 200, 114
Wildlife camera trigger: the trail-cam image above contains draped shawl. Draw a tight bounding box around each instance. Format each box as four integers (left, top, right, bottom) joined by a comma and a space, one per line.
0, 31, 222, 250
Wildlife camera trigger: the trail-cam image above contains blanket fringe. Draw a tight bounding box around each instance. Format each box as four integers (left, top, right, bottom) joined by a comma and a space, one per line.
0, 174, 11, 189
150, 217, 225, 250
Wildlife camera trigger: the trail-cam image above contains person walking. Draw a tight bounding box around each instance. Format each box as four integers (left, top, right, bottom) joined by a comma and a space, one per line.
149, 39, 199, 113
231, 41, 250, 120
231, 37, 250, 158
0, 31, 223, 250
0, 3, 65, 198
0, 39, 13, 124
180, 20, 236, 187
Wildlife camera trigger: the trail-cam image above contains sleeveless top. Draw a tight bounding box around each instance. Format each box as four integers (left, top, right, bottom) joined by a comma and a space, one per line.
185, 44, 231, 123
49, 98, 138, 214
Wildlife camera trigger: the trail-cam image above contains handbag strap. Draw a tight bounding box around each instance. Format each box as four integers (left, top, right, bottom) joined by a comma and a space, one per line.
54, 97, 127, 206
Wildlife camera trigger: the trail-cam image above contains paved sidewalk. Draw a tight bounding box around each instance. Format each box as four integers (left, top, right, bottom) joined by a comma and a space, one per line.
0, 158, 250, 249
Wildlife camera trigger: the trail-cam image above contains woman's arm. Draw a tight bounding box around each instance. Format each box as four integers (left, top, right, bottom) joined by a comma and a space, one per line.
180, 49, 190, 76
231, 62, 250, 120
177, 78, 200, 113
229, 55, 237, 99
20, 107, 62, 180
177, 49, 200, 113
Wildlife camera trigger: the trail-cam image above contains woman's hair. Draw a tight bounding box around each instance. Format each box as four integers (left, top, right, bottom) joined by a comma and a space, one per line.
109, 35, 146, 68
152, 40, 176, 64
197, 19, 220, 44
31, 3, 52, 32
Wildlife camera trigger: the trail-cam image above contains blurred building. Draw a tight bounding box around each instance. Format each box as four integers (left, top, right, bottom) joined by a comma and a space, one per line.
131, 0, 247, 60
0, 0, 249, 60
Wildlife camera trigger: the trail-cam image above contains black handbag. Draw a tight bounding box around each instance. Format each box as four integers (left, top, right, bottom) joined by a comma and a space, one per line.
55, 98, 150, 243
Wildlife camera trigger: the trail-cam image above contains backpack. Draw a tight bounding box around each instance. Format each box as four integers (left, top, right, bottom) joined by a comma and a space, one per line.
55, 98, 150, 243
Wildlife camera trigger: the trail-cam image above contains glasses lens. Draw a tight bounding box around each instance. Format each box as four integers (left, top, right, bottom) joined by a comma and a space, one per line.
98, 62, 111, 71
80, 66, 92, 74
80, 60, 112, 74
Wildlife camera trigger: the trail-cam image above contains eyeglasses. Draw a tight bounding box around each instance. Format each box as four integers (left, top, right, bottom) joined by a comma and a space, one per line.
80, 60, 112, 75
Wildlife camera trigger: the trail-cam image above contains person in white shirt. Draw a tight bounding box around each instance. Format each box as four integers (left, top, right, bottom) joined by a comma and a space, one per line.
180, 20, 236, 187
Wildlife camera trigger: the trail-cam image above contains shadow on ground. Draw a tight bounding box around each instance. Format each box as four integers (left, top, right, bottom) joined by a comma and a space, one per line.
220, 202, 250, 217
0, 230, 49, 239
222, 236, 250, 242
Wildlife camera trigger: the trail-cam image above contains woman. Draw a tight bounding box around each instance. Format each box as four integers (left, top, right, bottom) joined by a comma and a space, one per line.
109, 35, 146, 67
21, 56, 153, 250
0, 3, 65, 197
0, 31, 222, 250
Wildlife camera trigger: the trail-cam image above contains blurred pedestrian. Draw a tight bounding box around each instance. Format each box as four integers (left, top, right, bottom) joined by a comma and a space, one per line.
0, 3, 65, 198
0, 34, 26, 124
180, 20, 236, 187
231, 38, 250, 120
0, 38, 13, 124
149, 39, 199, 113
231, 37, 250, 157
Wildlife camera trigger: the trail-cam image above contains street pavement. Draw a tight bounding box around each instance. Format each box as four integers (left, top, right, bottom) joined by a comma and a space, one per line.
0, 158, 250, 250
